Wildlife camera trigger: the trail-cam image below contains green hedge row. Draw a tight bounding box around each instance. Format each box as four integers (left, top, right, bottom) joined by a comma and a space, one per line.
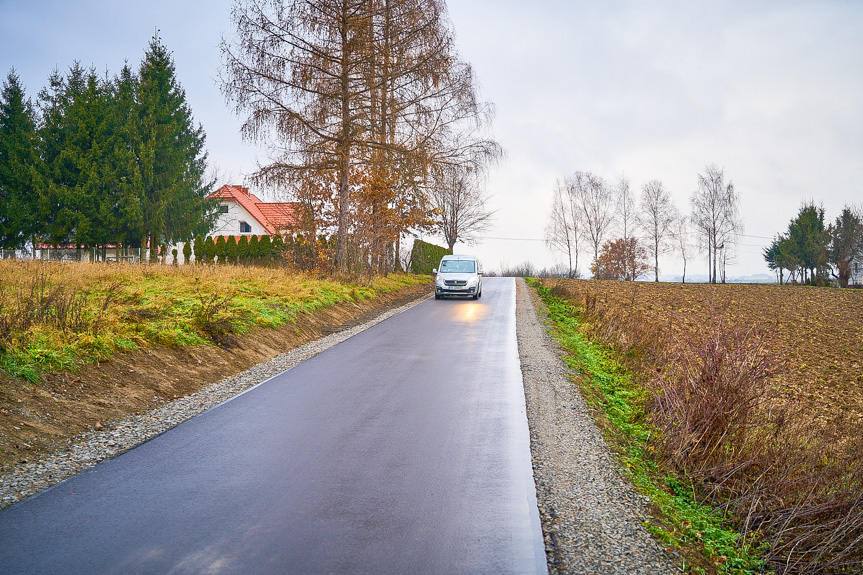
410, 239, 451, 275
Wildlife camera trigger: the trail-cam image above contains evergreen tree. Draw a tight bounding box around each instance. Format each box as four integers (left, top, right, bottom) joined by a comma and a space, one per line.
226, 235, 237, 264
103, 63, 144, 256
182, 240, 192, 265
248, 234, 259, 263
0, 69, 41, 251
136, 34, 216, 250
37, 64, 88, 249
237, 235, 249, 263
215, 235, 226, 263
204, 235, 216, 264
193, 234, 204, 264
258, 234, 272, 263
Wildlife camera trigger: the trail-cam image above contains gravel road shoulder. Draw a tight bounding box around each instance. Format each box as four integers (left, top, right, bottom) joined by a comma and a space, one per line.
0, 294, 429, 510
515, 278, 679, 574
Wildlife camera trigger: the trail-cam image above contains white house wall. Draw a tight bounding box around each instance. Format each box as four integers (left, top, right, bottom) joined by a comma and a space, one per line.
210, 200, 270, 236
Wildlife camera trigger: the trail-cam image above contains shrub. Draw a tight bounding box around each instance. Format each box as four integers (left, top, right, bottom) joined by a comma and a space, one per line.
237, 236, 249, 263
203, 236, 216, 265
410, 239, 451, 274
182, 241, 192, 265
215, 236, 226, 264
226, 236, 237, 264
258, 235, 272, 263
192, 235, 204, 265
249, 235, 260, 262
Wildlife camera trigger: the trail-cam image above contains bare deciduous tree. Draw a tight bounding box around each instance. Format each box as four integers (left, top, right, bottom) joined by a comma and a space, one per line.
428, 165, 494, 251
673, 216, 692, 283
614, 174, 638, 280
640, 179, 678, 282
545, 178, 581, 278
690, 165, 741, 283
571, 171, 615, 279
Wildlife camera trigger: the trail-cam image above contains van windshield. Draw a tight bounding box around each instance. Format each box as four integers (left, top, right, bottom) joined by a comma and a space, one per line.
439, 260, 476, 273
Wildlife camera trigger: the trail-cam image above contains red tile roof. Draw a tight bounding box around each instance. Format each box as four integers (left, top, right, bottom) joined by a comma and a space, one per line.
209, 185, 300, 235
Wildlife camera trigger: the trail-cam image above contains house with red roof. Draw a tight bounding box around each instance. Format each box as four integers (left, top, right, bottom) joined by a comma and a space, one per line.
209, 184, 300, 238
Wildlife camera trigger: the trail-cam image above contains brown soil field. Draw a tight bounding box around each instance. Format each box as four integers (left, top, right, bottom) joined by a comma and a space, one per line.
0, 282, 431, 471
544, 279, 863, 432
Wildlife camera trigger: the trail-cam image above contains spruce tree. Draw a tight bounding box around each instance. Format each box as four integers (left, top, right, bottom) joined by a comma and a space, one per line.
137, 34, 216, 250
182, 241, 192, 265
104, 64, 144, 256
0, 69, 40, 251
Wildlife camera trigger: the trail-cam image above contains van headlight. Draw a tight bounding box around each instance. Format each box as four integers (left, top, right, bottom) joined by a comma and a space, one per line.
467, 278, 477, 287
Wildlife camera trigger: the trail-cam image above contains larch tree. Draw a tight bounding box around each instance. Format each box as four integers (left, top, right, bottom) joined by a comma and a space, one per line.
221, 0, 373, 272
0, 69, 40, 253
640, 179, 677, 282
220, 0, 499, 274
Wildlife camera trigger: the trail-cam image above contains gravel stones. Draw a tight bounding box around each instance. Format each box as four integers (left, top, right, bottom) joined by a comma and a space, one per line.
515, 278, 679, 574
0, 295, 429, 510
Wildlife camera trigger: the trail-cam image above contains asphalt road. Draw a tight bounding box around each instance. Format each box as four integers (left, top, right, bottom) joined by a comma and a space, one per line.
0, 277, 546, 575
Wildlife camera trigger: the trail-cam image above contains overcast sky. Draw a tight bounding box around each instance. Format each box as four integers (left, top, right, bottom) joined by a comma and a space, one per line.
2, 0, 861, 278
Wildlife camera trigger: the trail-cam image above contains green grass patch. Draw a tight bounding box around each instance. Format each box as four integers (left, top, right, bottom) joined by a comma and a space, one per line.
528, 278, 767, 575
0, 261, 429, 382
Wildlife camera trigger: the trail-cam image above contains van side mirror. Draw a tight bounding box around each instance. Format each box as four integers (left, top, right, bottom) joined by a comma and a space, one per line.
432, 268, 437, 274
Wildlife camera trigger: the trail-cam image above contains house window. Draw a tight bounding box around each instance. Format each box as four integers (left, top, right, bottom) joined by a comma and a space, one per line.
239, 221, 251, 233
219, 205, 229, 214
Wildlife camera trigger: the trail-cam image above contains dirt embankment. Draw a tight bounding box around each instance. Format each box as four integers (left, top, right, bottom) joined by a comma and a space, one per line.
0, 282, 432, 471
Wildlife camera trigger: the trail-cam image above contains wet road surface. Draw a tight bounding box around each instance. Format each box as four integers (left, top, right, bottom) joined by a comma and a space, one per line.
0, 277, 546, 574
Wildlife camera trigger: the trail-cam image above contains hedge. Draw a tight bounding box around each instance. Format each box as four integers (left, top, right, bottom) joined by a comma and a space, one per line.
410, 239, 452, 275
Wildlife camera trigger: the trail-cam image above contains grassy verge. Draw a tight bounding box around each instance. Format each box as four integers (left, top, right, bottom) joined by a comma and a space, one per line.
528, 278, 766, 575
0, 260, 428, 383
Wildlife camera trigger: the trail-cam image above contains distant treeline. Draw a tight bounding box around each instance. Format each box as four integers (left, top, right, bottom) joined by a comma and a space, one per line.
0, 34, 214, 259
764, 202, 863, 287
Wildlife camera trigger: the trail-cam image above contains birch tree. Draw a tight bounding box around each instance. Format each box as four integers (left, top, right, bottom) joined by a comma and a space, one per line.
614, 174, 638, 280
640, 179, 677, 282
690, 165, 740, 283
545, 179, 580, 278
572, 171, 615, 279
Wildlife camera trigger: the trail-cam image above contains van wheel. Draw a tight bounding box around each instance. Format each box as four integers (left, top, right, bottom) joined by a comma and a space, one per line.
435, 294, 441, 300
472, 294, 478, 300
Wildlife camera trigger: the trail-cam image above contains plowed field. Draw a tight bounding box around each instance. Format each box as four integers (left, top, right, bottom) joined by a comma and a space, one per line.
544, 280, 863, 431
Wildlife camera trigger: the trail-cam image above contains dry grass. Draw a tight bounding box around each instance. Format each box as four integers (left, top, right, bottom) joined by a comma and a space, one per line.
0, 260, 427, 382
543, 279, 863, 574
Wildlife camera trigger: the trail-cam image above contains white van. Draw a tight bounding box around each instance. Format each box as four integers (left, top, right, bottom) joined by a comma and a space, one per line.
433, 255, 483, 300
